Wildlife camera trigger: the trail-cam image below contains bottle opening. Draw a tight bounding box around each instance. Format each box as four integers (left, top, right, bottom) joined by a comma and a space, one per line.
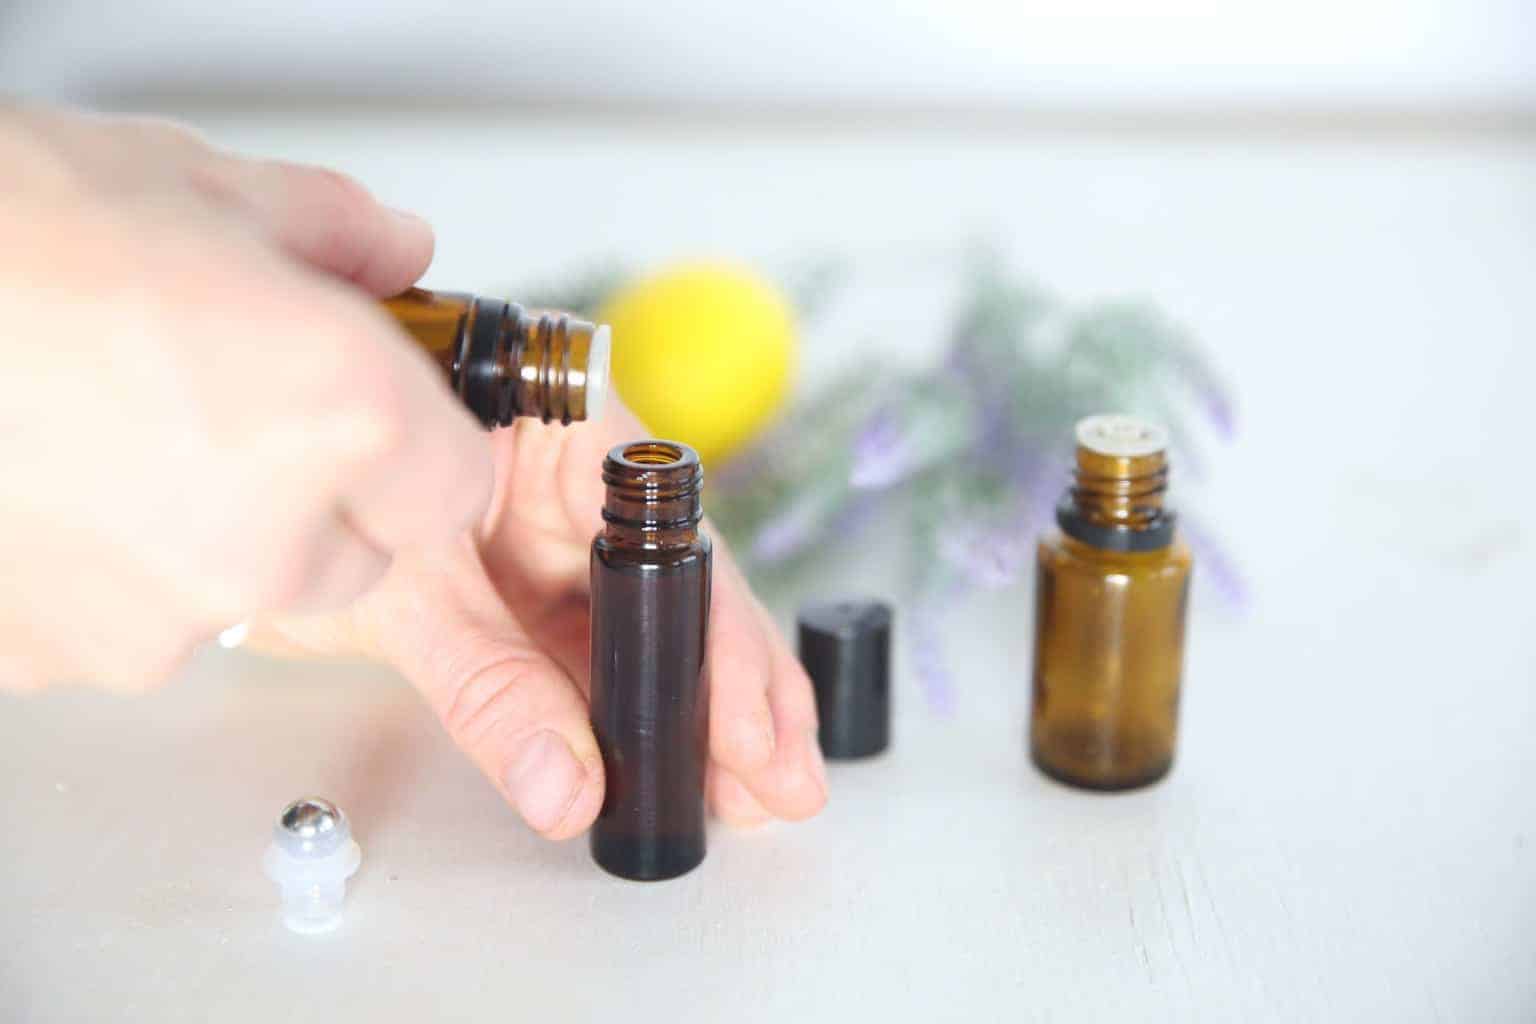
1075, 414, 1167, 458
602, 440, 703, 536
622, 442, 686, 466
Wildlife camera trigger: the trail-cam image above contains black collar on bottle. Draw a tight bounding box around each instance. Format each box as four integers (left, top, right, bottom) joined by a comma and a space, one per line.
1056, 496, 1177, 552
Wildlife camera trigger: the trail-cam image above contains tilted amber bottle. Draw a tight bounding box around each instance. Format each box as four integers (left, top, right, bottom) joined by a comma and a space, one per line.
589, 441, 712, 881
382, 287, 610, 427
1031, 415, 1193, 791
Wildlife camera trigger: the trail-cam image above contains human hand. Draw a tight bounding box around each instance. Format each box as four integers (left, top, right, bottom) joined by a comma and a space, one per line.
247, 400, 830, 835
0, 105, 490, 690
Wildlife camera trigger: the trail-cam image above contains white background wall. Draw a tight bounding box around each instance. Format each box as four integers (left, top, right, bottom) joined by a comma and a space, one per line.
3, 1, 1533, 111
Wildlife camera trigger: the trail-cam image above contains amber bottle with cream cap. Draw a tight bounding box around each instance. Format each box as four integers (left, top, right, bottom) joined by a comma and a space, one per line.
1031, 414, 1193, 790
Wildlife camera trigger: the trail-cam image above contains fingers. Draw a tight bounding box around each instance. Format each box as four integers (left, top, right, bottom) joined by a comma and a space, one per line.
9, 110, 435, 296
0, 108, 477, 692
108, 237, 497, 629
754, 598, 831, 815
706, 539, 829, 822
706, 555, 779, 776
482, 398, 829, 825
708, 766, 773, 827
367, 539, 605, 839
195, 155, 435, 297
195, 246, 494, 574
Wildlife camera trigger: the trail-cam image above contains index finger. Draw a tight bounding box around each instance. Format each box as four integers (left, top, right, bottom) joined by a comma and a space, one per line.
705, 540, 829, 821
195, 154, 436, 297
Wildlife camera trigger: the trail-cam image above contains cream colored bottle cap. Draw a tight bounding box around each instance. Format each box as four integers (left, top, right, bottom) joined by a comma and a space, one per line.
1075, 414, 1168, 458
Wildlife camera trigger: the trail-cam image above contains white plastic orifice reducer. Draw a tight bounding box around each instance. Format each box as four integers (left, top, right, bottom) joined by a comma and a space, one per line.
584, 323, 611, 421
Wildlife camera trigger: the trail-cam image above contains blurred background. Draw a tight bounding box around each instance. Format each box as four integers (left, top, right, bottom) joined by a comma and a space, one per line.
5, 1, 1534, 111
4, 3, 1536, 1020
4, 0, 1533, 697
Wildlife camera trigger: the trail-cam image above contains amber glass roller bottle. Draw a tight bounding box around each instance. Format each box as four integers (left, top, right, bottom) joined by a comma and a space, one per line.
1031, 415, 1193, 791
589, 441, 712, 881
382, 287, 610, 427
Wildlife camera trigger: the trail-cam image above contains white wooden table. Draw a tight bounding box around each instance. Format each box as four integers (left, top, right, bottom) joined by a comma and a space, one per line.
2, 110, 1533, 1022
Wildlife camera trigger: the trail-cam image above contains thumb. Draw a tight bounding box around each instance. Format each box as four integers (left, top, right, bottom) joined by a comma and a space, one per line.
247, 538, 605, 840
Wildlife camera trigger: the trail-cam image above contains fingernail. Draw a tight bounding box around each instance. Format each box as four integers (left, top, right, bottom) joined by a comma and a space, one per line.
806, 729, 829, 796
730, 709, 777, 770
387, 204, 427, 225
387, 205, 433, 239
506, 731, 584, 833
714, 773, 772, 828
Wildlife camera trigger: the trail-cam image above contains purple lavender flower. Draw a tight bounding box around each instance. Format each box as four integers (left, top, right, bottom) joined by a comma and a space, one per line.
1168, 349, 1236, 440
749, 490, 832, 564
1200, 389, 1236, 440
1176, 514, 1247, 610
909, 587, 962, 715
937, 509, 1036, 590
847, 407, 911, 490
850, 388, 977, 491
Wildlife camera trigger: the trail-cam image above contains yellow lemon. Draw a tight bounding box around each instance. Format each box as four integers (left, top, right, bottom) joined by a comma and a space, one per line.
600, 262, 796, 465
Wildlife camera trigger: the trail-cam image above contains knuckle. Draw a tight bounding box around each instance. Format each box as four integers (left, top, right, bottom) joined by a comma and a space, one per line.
115, 114, 209, 155
296, 318, 413, 466
204, 529, 317, 618
181, 152, 244, 208
438, 650, 548, 748
333, 361, 411, 467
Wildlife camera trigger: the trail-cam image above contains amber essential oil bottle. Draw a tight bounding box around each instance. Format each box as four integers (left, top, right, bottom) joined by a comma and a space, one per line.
589, 441, 712, 880
1031, 415, 1193, 791
382, 287, 610, 427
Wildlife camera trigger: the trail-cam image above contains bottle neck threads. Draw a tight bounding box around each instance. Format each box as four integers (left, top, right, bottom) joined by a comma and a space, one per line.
1056, 415, 1176, 552
602, 441, 703, 550
460, 298, 607, 428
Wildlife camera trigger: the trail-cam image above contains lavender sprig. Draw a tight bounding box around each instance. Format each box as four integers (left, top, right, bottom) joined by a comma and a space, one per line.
698, 256, 1243, 711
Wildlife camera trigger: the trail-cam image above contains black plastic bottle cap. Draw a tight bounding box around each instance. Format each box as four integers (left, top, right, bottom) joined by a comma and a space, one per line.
797, 599, 893, 760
